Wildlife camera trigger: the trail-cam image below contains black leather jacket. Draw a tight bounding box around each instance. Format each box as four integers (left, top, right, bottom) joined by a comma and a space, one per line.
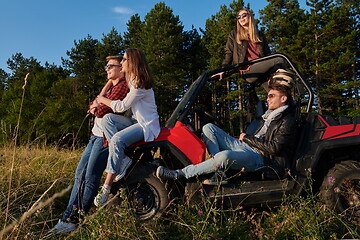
243, 106, 297, 176
222, 29, 271, 67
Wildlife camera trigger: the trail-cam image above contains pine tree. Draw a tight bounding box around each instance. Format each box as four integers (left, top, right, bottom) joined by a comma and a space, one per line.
182, 27, 208, 87
0, 54, 42, 143
139, 2, 187, 123
299, 0, 358, 114
0, 54, 71, 144
97, 27, 124, 67
336, 0, 360, 116
0, 68, 8, 96
62, 35, 102, 102
41, 75, 88, 146
260, 0, 305, 52
5, 53, 43, 88
123, 14, 144, 49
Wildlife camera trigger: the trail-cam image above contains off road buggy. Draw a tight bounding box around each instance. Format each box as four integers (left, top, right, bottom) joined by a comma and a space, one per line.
111, 53, 360, 221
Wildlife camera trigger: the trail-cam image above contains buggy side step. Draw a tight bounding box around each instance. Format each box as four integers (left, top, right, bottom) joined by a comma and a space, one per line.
203, 179, 296, 207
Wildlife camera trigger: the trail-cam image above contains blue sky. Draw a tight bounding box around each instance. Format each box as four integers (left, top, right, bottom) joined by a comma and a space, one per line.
0, 0, 306, 73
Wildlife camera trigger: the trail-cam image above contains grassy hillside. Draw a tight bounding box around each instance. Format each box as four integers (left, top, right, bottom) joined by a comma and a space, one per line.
0, 145, 359, 239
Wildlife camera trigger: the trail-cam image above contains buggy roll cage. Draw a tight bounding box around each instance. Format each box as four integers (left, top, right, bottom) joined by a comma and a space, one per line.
166, 53, 314, 128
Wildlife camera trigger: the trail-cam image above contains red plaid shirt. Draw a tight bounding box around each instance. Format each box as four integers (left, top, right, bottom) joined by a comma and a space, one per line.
94, 79, 129, 118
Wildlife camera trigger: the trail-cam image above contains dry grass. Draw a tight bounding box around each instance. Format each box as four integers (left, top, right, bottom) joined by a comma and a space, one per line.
0, 145, 81, 239
0, 145, 359, 239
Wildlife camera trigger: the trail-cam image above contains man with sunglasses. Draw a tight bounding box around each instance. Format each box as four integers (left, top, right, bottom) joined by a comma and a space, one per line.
156, 82, 297, 185
48, 55, 130, 235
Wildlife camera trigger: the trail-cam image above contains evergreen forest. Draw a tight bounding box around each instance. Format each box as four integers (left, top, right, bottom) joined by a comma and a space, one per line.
0, 0, 359, 147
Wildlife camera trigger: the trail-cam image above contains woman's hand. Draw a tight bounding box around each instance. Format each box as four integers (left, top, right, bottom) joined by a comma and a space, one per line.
91, 98, 99, 107
89, 108, 96, 115
211, 72, 224, 80
97, 95, 106, 104
88, 99, 99, 115
96, 95, 112, 107
239, 133, 246, 142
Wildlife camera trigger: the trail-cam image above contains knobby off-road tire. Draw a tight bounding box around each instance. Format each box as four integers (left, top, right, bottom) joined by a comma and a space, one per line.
123, 162, 170, 221
320, 160, 360, 221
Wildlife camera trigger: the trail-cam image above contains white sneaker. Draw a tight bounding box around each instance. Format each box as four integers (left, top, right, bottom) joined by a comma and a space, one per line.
47, 219, 77, 235
113, 156, 132, 182
94, 186, 110, 207
203, 171, 228, 185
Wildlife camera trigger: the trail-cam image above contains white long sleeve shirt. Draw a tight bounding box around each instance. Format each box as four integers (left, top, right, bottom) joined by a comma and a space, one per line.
110, 85, 160, 142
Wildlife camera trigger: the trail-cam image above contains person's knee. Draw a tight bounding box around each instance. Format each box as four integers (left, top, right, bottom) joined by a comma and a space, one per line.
202, 123, 212, 132
73, 170, 84, 184
102, 114, 114, 131
74, 174, 81, 182
84, 175, 99, 187
202, 123, 216, 135
109, 134, 127, 150
103, 113, 116, 125
74, 165, 86, 179
274, 56, 285, 64
213, 151, 231, 168
274, 57, 287, 68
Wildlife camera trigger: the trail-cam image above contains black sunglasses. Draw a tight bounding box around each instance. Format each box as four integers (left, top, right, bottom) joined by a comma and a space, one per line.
104, 64, 121, 70
236, 13, 248, 19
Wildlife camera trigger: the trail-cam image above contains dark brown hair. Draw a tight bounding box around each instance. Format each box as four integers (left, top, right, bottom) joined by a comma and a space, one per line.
269, 83, 292, 104
106, 55, 123, 64
124, 48, 154, 89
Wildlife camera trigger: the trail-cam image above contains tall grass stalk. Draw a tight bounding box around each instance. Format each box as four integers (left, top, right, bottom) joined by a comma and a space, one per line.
4, 73, 29, 234
0, 183, 71, 238
26, 106, 47, 146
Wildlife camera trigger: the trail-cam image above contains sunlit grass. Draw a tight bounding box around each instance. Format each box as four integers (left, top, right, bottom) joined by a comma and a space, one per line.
1, 145, 359, 239
0, 145, 81, 238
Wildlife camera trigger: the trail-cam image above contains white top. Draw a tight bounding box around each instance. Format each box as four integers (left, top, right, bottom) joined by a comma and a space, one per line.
110, 84, 160, 142
92, 117, 103, 137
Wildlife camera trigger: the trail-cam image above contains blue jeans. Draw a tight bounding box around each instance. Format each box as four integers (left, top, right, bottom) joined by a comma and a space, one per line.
102, 113, 133, 142
181, 123, 264, 179
61, 136, 108, 222
106, 123, 144, 174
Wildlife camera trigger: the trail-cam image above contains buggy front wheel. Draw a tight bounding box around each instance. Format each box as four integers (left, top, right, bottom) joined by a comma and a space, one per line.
123, 162, 171, 220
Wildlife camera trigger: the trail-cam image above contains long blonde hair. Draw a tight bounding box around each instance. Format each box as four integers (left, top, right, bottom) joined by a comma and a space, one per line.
124, 48, 154, 89
236, 8, 261, 44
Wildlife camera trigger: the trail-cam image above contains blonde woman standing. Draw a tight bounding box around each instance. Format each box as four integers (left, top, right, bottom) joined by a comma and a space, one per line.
223, 8, 270, 68
216, 8, 284, 84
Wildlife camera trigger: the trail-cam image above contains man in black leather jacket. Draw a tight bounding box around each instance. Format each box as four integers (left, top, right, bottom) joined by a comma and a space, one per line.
156, 83, 297, 183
